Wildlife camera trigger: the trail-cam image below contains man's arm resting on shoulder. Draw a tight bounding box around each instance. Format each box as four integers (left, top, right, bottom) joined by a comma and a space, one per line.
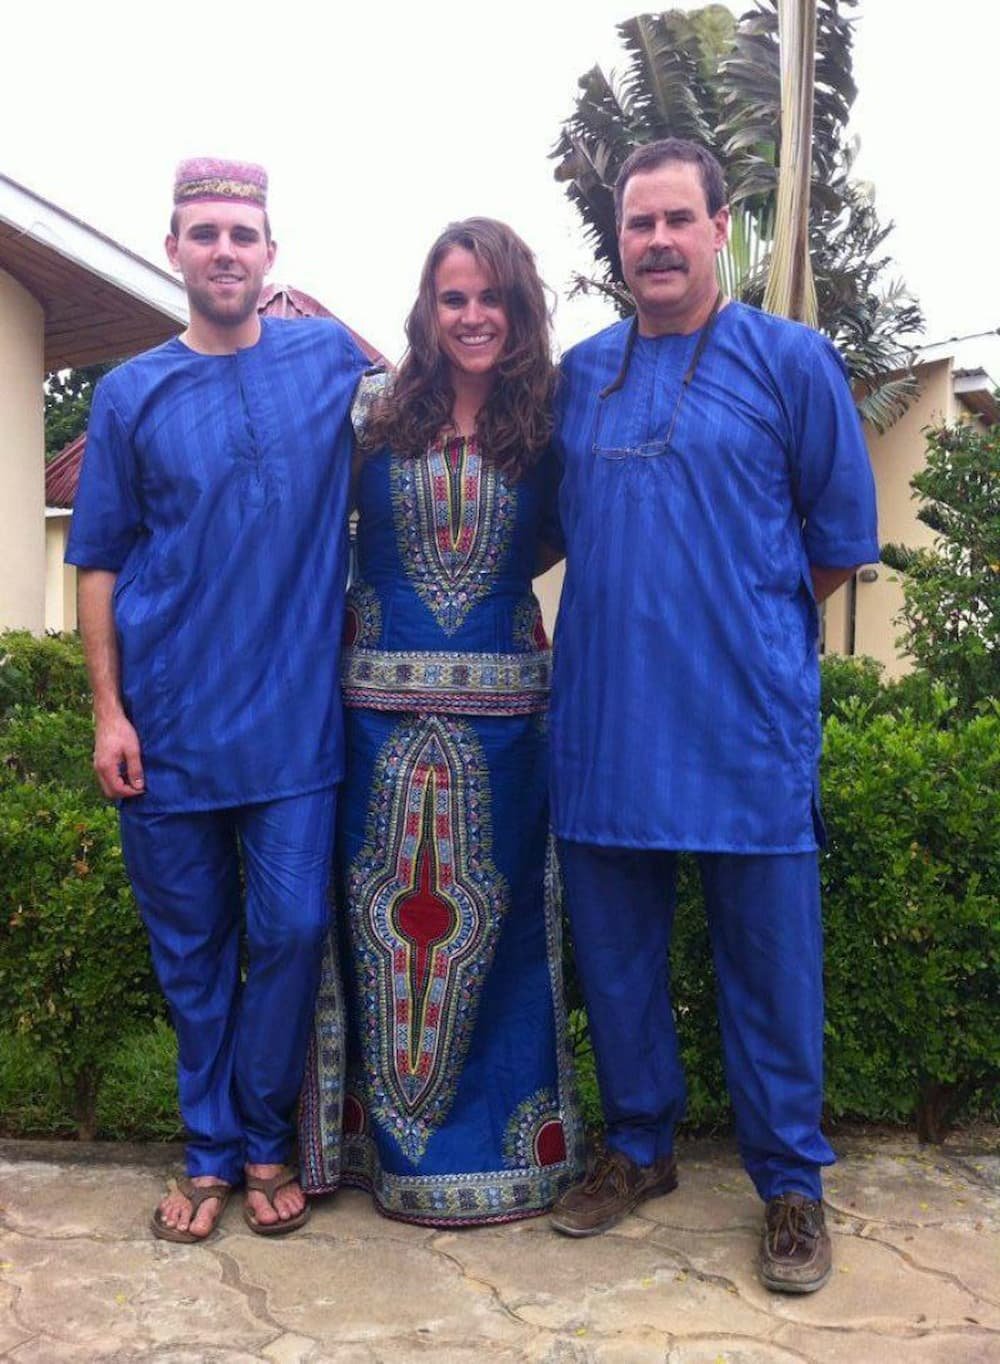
810, 565, 857, 604
77, 569, 144, 799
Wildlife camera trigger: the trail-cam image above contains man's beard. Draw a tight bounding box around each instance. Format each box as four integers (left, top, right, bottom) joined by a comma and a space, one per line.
186, 281, 261, 329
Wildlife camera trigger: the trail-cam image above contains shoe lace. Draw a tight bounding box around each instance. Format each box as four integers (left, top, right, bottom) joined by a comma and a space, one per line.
581, 1150, 632, 1198
767, 1197, 820, 1254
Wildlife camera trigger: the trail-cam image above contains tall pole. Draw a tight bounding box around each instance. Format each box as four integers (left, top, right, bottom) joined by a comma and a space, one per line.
763, 0, 819, 326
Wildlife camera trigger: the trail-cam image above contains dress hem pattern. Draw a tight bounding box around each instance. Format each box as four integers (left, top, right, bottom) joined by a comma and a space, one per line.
299, 839, 585, 1224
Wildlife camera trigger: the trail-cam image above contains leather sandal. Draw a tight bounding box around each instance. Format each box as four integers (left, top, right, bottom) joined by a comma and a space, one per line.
151, 1176, 231, 1243
243, 1165, 311, 1236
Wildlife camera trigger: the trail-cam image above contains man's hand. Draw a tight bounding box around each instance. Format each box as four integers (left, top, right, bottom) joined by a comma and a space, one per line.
93, 712, 145, 799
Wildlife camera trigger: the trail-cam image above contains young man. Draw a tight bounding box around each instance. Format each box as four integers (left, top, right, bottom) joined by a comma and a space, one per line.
67, 159, 369, 1240
549, 139, 878, 1292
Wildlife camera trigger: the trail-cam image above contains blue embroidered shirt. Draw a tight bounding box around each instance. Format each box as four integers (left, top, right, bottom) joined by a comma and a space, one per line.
66, 316, 369, 811
551, 301, 879, 852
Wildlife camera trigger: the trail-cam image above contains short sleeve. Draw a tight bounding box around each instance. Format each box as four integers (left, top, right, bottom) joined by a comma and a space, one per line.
350, 368, 389, 442
65, 380, 142, 572
789, 335, 880, 567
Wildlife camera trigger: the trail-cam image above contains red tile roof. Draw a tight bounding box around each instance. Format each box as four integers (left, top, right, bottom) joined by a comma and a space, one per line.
49, 287, 389, 508
258, 284, 389, 366
45, 432, 85, 509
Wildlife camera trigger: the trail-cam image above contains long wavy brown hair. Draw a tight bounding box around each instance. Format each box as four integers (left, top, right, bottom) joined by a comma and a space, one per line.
362, 218, 555, 477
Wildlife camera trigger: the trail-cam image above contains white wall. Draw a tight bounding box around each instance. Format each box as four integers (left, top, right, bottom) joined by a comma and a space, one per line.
0, 269, 46, 632
45, 513, 77, 633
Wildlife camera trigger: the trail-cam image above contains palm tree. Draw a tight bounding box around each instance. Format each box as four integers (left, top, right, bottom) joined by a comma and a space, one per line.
552, 1, 923, 430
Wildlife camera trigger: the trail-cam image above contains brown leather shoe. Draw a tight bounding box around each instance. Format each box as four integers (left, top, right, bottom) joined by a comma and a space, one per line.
760, 1193, 832, 1293
551, 1149, 678, 1237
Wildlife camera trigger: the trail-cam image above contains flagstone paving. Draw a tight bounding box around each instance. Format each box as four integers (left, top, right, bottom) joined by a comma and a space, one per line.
0, 1134, 997, 1362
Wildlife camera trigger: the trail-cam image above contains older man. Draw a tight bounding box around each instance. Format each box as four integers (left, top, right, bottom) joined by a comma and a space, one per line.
549, 138, 878, 1292
67, 159, 368, 1240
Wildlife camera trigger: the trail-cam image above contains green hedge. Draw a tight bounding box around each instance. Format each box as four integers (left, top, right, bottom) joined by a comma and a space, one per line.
0, 1023, 181, 1141
0, 632, 163, 1138
822, 711, 999, 1137
0, 631, 91, 719
0, 773, 162, 1137
1, 633, 996, 1142
2, 706, 96, 792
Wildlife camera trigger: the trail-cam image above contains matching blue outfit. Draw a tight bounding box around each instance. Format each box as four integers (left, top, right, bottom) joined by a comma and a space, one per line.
67, 317, 369, 1180
65, 294, 876, 1200
299, 376, 585, 1223
553, 302, 879, 1198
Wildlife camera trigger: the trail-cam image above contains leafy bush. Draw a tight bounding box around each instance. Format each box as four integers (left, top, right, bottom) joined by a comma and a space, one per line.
821, 711, 999, 1137
0, 631, 91, 720
821, 654, 956, 728
882, 422, 1000, 716
2, 706, 95, 793
0, 774, 161, 1138
670, 855, 729, 1129
883, 668, 957, 726
0, 1021, 181, 1140
820, 653, 886, 724
0, 1029, 76, 1137
0, 626, 994, 1144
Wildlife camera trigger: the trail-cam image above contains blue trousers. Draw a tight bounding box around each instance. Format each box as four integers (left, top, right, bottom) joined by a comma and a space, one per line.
558, 842, 834, 1201
120, 788, 337, 1182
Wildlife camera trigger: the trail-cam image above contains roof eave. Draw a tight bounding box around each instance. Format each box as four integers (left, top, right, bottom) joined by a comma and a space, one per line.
0, 172, 187, 369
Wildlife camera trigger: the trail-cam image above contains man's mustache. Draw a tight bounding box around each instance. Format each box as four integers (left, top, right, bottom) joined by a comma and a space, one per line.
637, 250, 687, 273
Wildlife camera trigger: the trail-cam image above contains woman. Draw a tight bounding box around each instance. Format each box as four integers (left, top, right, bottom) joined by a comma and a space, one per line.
299, 218, 584, 1224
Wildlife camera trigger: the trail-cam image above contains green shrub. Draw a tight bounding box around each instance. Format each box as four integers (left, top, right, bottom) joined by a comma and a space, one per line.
567, 1010, 603, 1132
0, 631, 90, 720
820, 653, 886, 723
0, 775, 162, 1138
883, 669, 957, 725
882, 421, 1000, 717
2, 706, 95, 793
821, 711, 999, 1137
0, 1029, 76, 1137
96, 1020, 181, 1140
820, 654, 958, 728
0, 1021, 181, 1140
671, 855, 730, 1129
0, 625, 993, 1145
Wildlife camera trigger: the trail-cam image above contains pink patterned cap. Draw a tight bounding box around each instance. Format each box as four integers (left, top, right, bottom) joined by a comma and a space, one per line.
173, 157, 268, 209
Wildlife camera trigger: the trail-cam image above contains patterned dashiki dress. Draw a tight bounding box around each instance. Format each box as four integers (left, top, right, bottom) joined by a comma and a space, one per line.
298, 374, 584, 1225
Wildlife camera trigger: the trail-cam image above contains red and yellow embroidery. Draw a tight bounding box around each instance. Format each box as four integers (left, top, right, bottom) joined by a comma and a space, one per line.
391, 437, 514, 635
349, 716, 508, 1162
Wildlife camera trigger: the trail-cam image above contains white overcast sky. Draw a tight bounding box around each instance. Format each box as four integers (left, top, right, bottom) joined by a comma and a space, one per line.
4, 0, 998, 374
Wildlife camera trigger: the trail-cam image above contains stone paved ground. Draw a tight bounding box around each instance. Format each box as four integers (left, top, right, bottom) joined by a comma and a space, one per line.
0, 1133, 998, 1362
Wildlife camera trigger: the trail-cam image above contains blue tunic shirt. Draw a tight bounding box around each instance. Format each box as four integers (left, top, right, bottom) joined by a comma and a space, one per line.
551, 301, 879, 852
67, 316, 369, 812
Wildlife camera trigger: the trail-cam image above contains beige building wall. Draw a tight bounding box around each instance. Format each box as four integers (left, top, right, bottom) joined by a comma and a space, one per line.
534, 562, 565, 642
45, 513, 77, 633
821, 575, 852, 658
0, 269, 46, 632
849, 358, 956, 679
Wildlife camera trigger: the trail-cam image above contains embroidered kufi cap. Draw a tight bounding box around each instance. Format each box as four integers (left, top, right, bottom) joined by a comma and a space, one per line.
173, 157, 268, 210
